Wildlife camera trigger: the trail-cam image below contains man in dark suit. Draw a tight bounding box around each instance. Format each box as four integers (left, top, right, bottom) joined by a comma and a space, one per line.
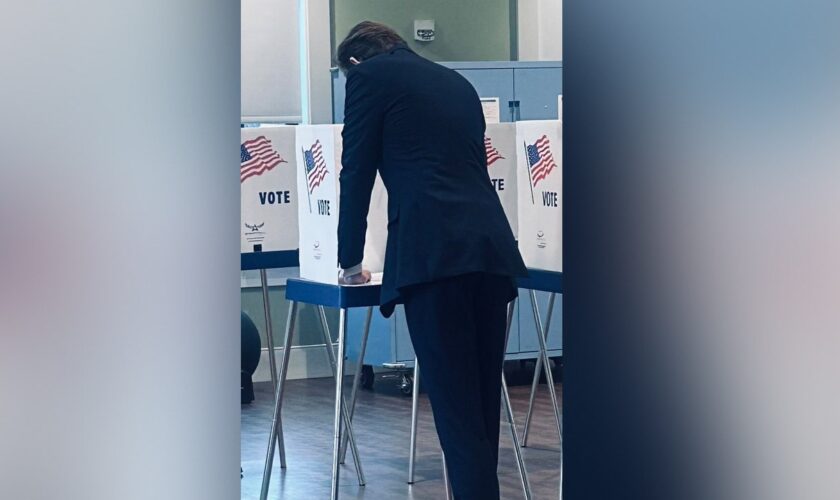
336, 21, 528, 499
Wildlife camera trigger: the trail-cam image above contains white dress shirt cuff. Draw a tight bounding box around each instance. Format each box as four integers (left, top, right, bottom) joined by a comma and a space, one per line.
340, 263, 363, 277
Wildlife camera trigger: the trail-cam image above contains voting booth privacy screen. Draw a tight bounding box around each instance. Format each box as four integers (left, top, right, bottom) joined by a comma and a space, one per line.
240, 120, 561, 275
516, 120, 562, 272
485, 123, 518, 238
295, 125, 389, 284
240, 126, 299, 253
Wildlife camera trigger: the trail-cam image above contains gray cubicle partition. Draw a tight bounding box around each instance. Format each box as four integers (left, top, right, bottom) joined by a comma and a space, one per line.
345, 291, 561, 368
331, 61, 562, 124
338, 61, 563, 368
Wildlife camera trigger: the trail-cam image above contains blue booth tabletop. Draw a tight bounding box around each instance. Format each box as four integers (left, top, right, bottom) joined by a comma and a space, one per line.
285, 278, 382, 309
518, 269, 563, 293
240, 250, 299, 271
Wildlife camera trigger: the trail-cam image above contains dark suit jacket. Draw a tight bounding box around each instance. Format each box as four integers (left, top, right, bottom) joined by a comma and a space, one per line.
338, 45, 527, 316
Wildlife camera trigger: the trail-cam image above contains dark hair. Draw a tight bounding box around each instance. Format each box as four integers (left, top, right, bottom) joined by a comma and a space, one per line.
336, 21, 405, 74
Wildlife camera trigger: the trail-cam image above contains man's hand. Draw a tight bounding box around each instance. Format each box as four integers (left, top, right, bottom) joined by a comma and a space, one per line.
340, 269, 371, 285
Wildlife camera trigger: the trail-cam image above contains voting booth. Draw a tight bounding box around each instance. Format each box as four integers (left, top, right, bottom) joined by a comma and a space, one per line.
241, 125, 299, 254
261, 128, 392, 499
516, 120, 563, 272
513, 120, 564, 452
241, 125, 302, 475
485, 123, 519, 237
295, 125, 389, 283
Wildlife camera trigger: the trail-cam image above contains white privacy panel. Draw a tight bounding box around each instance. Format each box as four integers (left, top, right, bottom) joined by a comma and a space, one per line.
485, 122, 518, 237
516, 120, 562, 272
295, 125, 389, 283
240, 125, 299, 252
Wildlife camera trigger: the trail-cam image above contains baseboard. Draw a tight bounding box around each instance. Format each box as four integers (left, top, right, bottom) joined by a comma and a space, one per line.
253, 343, 356, 382
252, 345, 558, 382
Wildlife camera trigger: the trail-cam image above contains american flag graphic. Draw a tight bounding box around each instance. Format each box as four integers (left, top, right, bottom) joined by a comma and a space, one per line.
240, 136, 286, 183
526, 135, 558, 187
485, 136, 504, 166
303, 140, 328, 193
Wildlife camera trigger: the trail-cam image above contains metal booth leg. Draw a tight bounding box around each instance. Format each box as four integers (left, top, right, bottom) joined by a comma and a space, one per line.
503, 373, 533, 500
260, 300, 299, 500
318, 306, 365, 487
339, 307, 373, 464
503, 299, 533, 499
407, 358, 421, 484
330, 308, 350, 499
559, 439, 564, 500
441, 451, 454, 500
522, 292, 557, 446
259, 268, 286, 467
526, 290, 562, 440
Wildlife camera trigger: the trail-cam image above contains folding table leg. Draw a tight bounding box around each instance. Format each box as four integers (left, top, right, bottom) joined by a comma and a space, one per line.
441, 451, 454, 500
259, 268, 286, 467
339, 306, 373, 464
522, 292, 557, 446
330, 308, 350, 500
528, 290, 562, 439
407, 358, 420, 484
318, 306, 365, 487
502, 299, 533, 499
503, 373, 533, 499
260, 300, 298, 500
559, 440, 564, 500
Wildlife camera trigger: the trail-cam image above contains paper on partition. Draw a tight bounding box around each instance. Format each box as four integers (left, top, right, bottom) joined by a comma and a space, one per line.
558, 94, 563, 120
516, 120, 562, 272
240, 125, 299, 253
480, 97, 501, 124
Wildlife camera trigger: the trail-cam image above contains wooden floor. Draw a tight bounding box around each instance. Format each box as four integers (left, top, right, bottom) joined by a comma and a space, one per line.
242, 371, 562, 499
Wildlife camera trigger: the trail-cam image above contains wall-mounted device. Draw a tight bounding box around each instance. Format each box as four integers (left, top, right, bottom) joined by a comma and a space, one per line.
414, 20, 435, 41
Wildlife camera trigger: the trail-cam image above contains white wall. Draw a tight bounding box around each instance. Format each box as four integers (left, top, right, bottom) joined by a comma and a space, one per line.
538, 0, 563, 60
242, 0, 302, 121
518, 0, 562, 61
335, 0, 512, 62
301, 0, 334, 124
306, 0, 561, 124
242, 0, 330, 124
242, 0, 563, 123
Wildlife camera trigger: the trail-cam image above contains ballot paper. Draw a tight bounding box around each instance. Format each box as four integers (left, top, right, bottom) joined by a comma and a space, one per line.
296, 124, 389, 284
516, 120, 562, 272
484, 122, 518, 237
341, 272, 384, 287
240, 125, 299, 253
480, 97, 501, 124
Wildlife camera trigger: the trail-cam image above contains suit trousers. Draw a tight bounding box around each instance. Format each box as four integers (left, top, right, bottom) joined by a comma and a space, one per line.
403, 272, 516, 500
